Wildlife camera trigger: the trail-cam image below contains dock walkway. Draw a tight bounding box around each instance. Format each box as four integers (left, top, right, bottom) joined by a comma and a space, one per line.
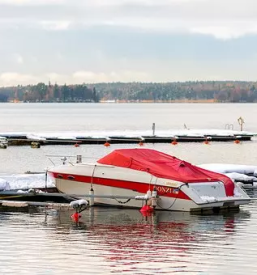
0, 129, 255, 146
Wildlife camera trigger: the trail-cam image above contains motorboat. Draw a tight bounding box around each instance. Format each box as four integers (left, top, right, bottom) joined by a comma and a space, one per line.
47, 148, 251, 212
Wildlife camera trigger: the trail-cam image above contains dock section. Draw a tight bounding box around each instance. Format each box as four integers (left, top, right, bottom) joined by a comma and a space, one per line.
0, 129, 256, 146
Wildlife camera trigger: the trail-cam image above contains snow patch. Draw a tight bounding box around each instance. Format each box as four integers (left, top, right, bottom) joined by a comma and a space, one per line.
225, 172, 257, 183
0, 178, 10, 191
26, 134, 46, 141
198, 164, 257, 175
0, 173, 54, 190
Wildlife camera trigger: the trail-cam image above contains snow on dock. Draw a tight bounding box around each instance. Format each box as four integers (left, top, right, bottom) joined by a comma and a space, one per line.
0, 173, 54, 191
198, 164, 257, 189
0, 129, 255, 146
198, 164, 257, 176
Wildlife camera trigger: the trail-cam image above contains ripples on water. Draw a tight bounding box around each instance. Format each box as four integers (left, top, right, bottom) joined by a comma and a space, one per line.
1, 195, 257, 275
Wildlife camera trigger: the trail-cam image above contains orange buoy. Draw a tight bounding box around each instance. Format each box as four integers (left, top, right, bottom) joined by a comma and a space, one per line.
140, 205, 154, 213
71, 212, 81, 223
171, 140, 178, 145
204, 140, 210, 145
234, 139, 240, 144
104, 141, 110, 147
139, 141, 144, 146
74, 143, 80, 147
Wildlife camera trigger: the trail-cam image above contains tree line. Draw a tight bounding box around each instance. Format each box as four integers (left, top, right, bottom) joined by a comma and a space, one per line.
0, 83, 99, 102
0, 81, 257, 102
94, 81, 257, 102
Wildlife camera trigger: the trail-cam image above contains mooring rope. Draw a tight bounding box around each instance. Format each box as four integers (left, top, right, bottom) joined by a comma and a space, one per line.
114, 198, 131, 204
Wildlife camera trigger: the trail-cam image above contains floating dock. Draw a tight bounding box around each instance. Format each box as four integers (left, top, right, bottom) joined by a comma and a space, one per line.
0, 188, 71, 203
0, 129, 255, 147
4, 134, 254, 146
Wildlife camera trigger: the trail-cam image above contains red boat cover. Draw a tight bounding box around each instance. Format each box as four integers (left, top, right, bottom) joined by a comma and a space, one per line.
97, 148, 235, 196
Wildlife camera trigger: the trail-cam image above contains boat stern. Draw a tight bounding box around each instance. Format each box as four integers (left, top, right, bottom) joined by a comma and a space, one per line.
181, 181, 250, 212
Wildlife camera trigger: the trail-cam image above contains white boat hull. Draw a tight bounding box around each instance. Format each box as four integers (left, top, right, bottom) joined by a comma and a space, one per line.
48, 162, 250, 212
54, 178, 199, 211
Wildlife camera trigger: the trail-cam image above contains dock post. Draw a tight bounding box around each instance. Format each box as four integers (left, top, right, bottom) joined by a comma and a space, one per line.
45, 170, 48, 192
152, 123, 156, 136
76, 155, 82, 163
89, 187, 94, 206
238, 117, 244, 131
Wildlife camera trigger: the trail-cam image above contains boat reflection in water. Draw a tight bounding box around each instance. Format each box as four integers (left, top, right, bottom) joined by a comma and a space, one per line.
0, 205, 251, 274
44, 207, 251, 270
46, 206, 250, 231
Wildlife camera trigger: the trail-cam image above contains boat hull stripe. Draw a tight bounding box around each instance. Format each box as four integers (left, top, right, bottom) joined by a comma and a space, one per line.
49, 172, 191, 200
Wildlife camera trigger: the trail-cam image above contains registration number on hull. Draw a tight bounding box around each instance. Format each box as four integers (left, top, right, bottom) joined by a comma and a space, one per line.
155, 186, 180, 194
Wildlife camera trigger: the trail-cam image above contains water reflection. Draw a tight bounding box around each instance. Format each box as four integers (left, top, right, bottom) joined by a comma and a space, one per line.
41, 207, 251, 273
0, 206, 254, 274
45, 207, 251, 234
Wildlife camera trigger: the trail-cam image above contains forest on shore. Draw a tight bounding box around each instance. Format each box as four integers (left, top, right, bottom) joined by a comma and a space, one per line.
0, 81, 257, 103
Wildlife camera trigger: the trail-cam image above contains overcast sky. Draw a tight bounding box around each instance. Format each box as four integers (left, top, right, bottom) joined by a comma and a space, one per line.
1, 0, 257, 86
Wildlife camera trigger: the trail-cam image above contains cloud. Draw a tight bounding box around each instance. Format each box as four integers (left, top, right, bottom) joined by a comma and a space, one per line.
0, 70, 150, 86
190, 22, 257, 40
39, 20, 71, 31
1, 0, 257, 39
0, 0, 65, 5
1, 0, 257, 84
0, 72, 38, 86
72, 70, 149, 82
13, 53, 24, 64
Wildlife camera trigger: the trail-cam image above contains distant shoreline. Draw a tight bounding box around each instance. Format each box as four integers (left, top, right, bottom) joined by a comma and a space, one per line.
1, 81, 257, 103
2, 99, 257, 103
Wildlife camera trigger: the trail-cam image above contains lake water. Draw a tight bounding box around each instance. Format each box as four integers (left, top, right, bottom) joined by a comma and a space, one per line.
1, 103, 257, 274
0, 102, 257, 132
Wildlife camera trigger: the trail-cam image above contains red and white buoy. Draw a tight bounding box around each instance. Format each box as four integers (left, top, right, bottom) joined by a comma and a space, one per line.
171, 139, 178, 145
139, 141, 144, 146
140, 188, 158, 214
70, 199, 89, 222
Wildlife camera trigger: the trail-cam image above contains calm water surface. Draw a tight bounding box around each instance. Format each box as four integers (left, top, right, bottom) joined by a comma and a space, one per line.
1, 103, 257, 274
0, 102, 257, 132
1, 203, 257, 275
